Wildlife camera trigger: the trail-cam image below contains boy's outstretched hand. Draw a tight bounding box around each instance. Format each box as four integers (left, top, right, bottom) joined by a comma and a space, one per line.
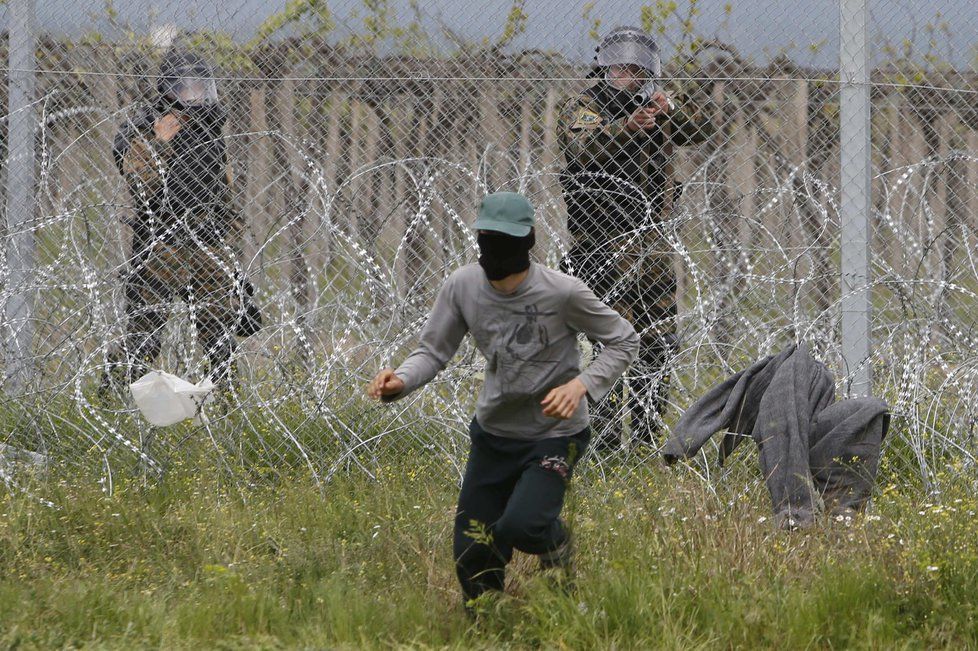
541, 378, 588, 420
368, 369, 405, 400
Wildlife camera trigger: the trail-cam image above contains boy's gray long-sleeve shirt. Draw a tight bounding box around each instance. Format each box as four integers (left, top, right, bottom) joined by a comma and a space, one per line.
384, 263, 639, 440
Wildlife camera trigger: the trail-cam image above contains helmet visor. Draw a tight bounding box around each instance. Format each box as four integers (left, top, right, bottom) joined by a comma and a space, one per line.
597, 40, 661, 78
161, 74, 218, 106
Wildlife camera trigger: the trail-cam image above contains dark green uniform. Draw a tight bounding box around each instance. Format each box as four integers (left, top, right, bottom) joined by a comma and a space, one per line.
108, 104, 243, 387
558, 80, 710, 447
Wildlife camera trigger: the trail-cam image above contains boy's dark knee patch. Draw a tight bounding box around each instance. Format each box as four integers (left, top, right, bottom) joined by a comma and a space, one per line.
495, 512, 548, 548
539, 454, 570, 479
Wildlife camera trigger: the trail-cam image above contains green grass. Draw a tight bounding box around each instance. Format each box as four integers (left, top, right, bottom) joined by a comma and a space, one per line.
1, 446, 977, 650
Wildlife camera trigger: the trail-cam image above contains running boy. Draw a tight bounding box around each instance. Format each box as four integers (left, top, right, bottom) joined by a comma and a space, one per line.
367, 192, 638, 606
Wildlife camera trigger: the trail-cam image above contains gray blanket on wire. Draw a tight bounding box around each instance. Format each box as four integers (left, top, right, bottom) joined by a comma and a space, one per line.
662, 343, 890, 527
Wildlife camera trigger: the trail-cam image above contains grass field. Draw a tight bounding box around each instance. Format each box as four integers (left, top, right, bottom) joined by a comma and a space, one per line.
1, 443, 976, 650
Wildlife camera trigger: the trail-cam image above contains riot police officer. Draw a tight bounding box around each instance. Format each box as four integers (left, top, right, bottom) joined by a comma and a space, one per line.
102, 49, 259, 394
558, 27, 710, 449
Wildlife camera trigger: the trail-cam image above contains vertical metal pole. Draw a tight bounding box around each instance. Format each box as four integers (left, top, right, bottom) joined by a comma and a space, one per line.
839, 0, 873, 396
5, 0, 37, 395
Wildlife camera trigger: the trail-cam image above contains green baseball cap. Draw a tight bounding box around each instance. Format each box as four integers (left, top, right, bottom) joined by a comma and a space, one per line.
473, 192, 535, 237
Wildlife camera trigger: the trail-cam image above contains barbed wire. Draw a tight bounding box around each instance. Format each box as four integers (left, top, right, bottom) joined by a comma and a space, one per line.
1, 1, 977, 511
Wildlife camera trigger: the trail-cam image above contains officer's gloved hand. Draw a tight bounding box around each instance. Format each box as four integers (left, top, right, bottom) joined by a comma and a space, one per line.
625, 92, 671, 132
154, 113, 183, 142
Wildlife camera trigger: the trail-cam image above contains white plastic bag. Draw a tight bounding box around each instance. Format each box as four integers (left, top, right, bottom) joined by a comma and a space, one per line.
129, 371, 215, 426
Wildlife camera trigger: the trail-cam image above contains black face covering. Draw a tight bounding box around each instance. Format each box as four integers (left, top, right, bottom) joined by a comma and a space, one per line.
182, 103, 228, 133
593, 78, 640, 120
156, 98, 227, 134
477, 230, 535, 281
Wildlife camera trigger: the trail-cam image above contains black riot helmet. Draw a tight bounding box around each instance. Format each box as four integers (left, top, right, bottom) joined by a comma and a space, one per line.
595, 26, 661, 76
594, 27, 662, 105
157, 50, 219, 111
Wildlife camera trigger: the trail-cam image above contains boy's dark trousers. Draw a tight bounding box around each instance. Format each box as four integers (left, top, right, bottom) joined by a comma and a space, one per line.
453, 417, 590, 602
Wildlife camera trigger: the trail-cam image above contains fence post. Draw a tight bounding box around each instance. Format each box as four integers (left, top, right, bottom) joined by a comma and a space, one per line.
839, 0, 873, 396
5, 0, 38, 396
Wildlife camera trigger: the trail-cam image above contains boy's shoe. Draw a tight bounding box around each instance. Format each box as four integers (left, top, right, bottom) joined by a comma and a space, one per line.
463, 589, 503, 620
539, 533, 575, 593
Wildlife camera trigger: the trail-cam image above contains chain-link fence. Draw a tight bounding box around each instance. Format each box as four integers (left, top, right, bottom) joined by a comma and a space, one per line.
1, 0, 976, 500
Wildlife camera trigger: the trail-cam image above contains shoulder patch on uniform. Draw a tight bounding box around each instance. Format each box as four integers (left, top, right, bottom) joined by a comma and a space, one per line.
571, 109, 603, 130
